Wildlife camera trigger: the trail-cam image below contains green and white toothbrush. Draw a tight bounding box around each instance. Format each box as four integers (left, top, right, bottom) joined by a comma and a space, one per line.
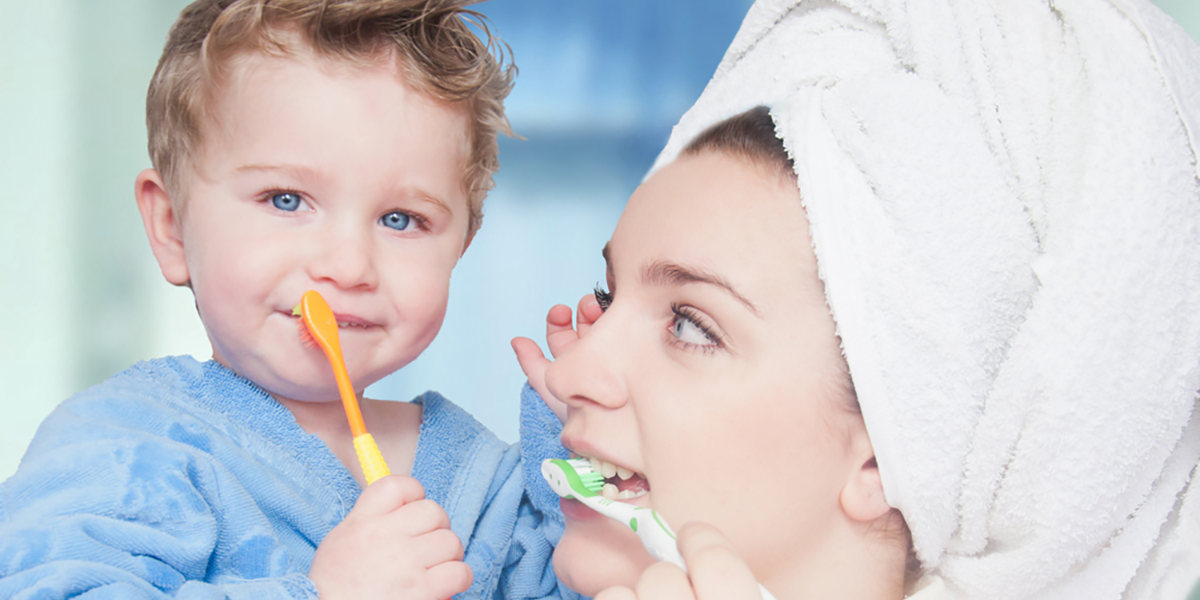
541, 458, 777, 600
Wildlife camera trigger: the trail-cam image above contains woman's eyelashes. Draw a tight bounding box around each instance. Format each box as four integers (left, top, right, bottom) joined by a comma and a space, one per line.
594, 284, 614, 311
669, 304, 724, 351
593, 284, 725, 351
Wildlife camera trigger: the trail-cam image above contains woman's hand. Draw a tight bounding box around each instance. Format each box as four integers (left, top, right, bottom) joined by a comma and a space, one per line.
594, 523, 766, 600
511, 293, 603, 421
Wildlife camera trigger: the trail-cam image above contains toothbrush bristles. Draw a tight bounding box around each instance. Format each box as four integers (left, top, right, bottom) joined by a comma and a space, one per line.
296, 318, 317, 349
566, 458, 605, 492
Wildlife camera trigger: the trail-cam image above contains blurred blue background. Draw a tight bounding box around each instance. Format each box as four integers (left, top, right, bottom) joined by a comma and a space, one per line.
372, 0, 758, 441
1, 0, 1197, 478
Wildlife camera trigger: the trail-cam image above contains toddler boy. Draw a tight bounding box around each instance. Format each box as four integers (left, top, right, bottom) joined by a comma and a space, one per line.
0, 1, 573, 598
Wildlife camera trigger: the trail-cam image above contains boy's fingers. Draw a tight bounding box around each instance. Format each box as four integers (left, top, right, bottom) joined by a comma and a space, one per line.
352, 474, 425, 516
415, 528, 465, 567
675, 522, 761, 600
546, 304, 580, 359
577, 293, 603, 336
594, 586, 639, 600
511, 337, 567, 421
511, 337, 549, 379
547, 303, 574, 329
391, 498, 452, 536
425, 561, 473, 600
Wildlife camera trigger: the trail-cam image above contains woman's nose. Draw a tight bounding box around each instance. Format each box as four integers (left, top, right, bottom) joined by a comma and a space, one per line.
306, 221, 379, 290
544, 313, 628, 411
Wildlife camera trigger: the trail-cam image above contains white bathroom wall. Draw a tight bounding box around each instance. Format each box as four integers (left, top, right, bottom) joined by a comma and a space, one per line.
1, 0, 204, 480
1, 0, 82, 480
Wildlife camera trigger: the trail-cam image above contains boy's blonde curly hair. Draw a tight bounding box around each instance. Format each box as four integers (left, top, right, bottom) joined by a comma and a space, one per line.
147, 0, 515, 235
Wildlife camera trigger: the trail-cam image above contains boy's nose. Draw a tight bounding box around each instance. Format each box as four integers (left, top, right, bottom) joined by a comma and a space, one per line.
306, 224, 380, 290
545, 313, 629, 412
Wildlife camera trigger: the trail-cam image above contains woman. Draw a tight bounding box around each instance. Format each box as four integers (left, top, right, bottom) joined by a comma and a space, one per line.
516, 0, 1200, 598
522, 106, 920, 599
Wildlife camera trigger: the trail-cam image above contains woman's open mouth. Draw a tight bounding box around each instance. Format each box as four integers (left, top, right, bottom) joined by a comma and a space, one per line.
574, 454, 650, 501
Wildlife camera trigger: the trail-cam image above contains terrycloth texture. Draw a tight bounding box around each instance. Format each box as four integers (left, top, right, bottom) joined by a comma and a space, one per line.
651, 1, 1200, 599
0, 356, 576, 599
520, 385, 574, 534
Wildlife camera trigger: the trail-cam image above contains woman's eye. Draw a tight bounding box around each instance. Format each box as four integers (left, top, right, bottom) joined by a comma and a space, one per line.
381, 211, 414, 231
270, 192, 306, 212
670, 305, 721, 349
672, 316, 714, 346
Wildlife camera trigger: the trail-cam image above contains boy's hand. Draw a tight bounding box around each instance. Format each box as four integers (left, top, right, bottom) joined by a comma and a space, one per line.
511, 294, 603, 422
593, 523, 764, 600
310, 474, 471, 600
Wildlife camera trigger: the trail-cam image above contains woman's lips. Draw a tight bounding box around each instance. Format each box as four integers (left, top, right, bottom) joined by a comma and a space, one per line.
575, 454, 650, 501
561, 439, 652, 500
559, 485, 653, 524
560, 497, 603, 521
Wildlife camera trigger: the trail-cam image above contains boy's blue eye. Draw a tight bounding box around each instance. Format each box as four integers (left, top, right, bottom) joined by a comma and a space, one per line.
381, 211, 413, 231
271, 192, 303, 212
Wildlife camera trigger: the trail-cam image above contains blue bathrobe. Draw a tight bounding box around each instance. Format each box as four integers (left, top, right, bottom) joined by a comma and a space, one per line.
0, 356, 576, 599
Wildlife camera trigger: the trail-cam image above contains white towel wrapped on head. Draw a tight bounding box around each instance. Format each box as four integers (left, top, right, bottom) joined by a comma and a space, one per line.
651, 1, 1200, 598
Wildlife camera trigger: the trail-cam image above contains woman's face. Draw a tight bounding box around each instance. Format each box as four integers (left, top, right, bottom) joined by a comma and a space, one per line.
545, 151, 871, 595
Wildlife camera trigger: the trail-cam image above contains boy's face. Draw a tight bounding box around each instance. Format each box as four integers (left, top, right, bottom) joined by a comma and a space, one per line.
153, 50, 471, 402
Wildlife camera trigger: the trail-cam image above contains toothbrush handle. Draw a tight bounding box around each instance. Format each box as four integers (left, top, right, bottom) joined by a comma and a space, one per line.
577, 497, 777, 600
632, 508, 776, 600
631, 508, 686, 569
353, 433, 390, 485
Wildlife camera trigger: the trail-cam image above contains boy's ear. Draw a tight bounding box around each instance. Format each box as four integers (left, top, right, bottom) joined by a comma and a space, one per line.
135, 168, 190, 287
840, 455, 892, 522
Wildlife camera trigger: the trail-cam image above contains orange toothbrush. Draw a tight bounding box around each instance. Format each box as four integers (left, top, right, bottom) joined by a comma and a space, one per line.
293, 290, 390, 484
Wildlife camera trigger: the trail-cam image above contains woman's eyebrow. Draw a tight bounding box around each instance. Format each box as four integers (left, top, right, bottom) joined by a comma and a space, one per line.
603, 242, 760, 315
649, 260, 761, 316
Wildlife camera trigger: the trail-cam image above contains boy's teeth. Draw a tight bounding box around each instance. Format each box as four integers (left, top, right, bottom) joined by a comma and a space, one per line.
589, 456, 604, 474
616, 466, 634, 480
601, 483, 619, 500
616, 489, 647, 500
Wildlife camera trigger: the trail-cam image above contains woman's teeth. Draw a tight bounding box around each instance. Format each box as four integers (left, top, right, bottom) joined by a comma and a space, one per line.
601, 483, 646, 501
581, 455, 648, 501
591, 456, 616, 478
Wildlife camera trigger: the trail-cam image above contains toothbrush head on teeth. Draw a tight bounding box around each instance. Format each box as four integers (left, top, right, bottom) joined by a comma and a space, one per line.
579, 455, 650, 500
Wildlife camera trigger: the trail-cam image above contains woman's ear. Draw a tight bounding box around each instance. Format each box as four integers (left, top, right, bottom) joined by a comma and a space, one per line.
135, 169, 190, 287
840, 456, 892, 522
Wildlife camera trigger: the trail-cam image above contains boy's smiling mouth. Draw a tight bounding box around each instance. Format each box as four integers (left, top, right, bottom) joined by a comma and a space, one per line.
332, 313, 375, 329
281, 308, 378, 330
